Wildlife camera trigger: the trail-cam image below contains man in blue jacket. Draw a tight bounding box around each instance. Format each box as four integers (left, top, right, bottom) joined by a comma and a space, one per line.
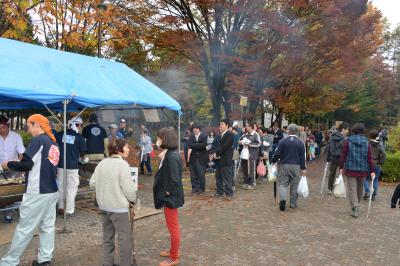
272, 124, 306, 211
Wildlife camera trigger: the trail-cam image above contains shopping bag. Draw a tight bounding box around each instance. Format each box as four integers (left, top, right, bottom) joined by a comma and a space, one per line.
333, 174, 346, 198
240, 146, 250, 160
257, 161, 266, 177
233, 149, 240, 161
268, 163, 278, 182
297, 176, 309, 198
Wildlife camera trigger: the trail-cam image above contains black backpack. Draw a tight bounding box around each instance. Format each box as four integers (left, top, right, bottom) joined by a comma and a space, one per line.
329, 138, 344, 158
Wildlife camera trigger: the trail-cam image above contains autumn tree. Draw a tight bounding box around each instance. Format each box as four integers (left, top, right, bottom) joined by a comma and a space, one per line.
0, 0, 37, 41
117, 0, 272, 125
226, 0, 385, 126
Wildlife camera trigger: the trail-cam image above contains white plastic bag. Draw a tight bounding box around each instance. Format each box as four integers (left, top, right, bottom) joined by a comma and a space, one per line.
333, 174, 346, 198
268, 163, 278, 182
297, 176, 309, 198
240, 146, 250, 160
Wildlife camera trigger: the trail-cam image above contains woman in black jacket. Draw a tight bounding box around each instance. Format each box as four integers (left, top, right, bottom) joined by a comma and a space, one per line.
153, 127, 184, 266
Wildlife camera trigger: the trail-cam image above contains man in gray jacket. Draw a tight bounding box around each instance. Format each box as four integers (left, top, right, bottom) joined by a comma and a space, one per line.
239, 123, 261, 190
271, 124, 306, 211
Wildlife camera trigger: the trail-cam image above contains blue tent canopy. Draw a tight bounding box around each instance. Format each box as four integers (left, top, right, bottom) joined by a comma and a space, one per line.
0, 37, 181, 112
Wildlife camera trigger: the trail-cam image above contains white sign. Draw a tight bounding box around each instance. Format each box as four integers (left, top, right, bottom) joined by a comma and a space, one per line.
130, 167, 139, 192
101, 110, 116, 123
143, 109, 160, 123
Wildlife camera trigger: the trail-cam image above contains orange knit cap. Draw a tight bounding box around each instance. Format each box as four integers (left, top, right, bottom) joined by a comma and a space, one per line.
27, 114, 56, 143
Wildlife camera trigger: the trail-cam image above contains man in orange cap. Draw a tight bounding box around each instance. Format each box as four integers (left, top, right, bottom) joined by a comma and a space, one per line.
0, 114, 60, 266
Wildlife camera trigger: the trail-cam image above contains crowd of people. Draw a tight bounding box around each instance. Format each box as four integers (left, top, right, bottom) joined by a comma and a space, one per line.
182, 119, 399, 216
0, 112, 399, 266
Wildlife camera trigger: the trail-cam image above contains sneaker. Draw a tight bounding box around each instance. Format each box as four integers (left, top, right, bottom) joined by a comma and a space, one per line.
224, 195, 233, 201
290, 203, 297, 209
246, 185, 255, 190
279, 200, 286, 211
241, 184, 249, 189
327, 190, 333, 194
159, 258, 179, 266
363, 193, 369, 200
351, 207, 359, 218
211, 193, 223, 198
147, 173, 153, 176
371, 195, 376, 201
32, 260, 51, 266
232, 186, 236, 192
66, 213, 76, 219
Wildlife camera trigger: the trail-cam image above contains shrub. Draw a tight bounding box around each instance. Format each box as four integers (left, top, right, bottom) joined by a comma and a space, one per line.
381, 153, 400, 183
18, 130, 32, 147
386, 126, 400, 153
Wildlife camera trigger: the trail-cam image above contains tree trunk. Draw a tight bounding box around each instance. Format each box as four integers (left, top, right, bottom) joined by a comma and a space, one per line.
16, 112, 20, 130
211, 96, 222, 126
222, 90, 232, 119
274, 109, 283, 127
248, 100, 260, 121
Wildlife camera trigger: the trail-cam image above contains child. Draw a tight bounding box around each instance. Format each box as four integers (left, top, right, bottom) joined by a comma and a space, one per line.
207, 131, 215, 152
207, 154, 216, 173
391, 184, 400, 208
309, 139, 316, 161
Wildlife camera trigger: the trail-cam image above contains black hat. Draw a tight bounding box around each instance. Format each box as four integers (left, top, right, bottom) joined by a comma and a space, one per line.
0, 115, 9, 126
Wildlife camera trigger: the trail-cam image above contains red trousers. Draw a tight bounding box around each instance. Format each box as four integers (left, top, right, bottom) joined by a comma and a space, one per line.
164, 207, 180, 260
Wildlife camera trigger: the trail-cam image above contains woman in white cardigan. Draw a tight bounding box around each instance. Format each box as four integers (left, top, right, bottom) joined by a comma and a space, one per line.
90, 139, 137, 266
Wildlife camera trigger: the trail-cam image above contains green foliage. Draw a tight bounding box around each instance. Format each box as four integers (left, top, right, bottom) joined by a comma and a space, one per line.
18, 130, 32, 147
332, 71, 381, 127
386, 126, 400, 153
382, 153, 400, 183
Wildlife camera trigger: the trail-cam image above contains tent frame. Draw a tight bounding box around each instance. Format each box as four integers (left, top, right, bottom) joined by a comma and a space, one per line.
47, 98, 181, 233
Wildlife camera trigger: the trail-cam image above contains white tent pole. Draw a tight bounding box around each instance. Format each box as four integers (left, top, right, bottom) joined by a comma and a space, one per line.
178, 113, 181, 154
62, 100, 68, 232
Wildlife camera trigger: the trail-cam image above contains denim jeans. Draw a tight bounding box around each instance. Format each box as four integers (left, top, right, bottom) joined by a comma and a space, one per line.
364, 166, 381, 197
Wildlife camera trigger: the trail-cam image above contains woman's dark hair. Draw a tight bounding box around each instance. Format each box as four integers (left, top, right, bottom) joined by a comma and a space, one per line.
260, 127, 268, 134
245, 122, 255, 129
369, 129, 379, 139
209, 130, 215, 137
157, 127, 178, 149
338, 122, 349, 132
108, 139, 128, 156
351, 123, 366, 135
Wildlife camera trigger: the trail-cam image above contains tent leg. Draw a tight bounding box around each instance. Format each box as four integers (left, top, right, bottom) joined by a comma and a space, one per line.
61, 100, 71, 233
178, 114, 181, 154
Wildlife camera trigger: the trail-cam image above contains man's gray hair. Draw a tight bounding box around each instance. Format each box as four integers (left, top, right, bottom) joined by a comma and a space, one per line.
288, 124, 299, 135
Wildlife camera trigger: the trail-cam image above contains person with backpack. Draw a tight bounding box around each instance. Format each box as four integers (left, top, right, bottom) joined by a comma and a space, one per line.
363, 130, 386, 201
326, 122, 349, 193
339, 123, 375, 218
314, 128, 325, 157
379, 127, 388, 149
